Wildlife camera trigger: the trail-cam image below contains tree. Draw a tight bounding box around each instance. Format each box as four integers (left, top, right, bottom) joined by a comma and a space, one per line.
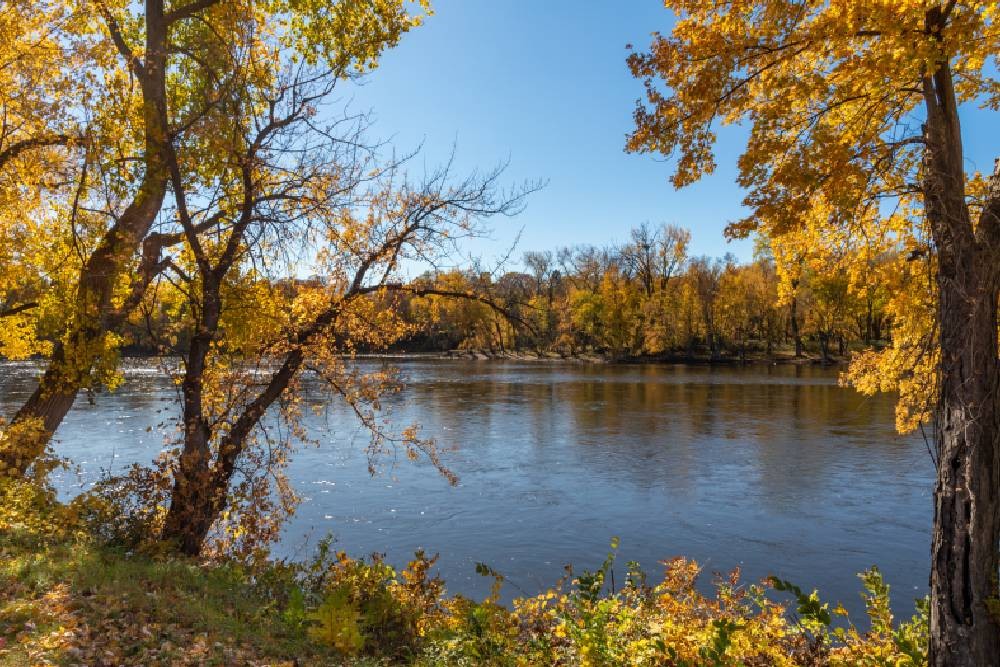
687, 256, 727, 360
0, 0, 432, 477
69, 5, 532, 555
156, 152, 529, 555
716, 259, 781, 361
627, 2, 999, 662
523, 250, 558, 346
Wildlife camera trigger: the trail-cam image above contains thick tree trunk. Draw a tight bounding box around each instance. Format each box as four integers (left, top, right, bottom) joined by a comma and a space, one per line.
160, 361, 218, 555
922, 33, 1000, 663
930, 263, 1000, 666
160, 457, 218, 555
161, 269, 222, 555
2, 188, 165, 474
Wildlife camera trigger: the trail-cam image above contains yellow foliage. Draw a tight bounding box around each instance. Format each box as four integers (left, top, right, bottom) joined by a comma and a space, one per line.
628, 1, 998, 434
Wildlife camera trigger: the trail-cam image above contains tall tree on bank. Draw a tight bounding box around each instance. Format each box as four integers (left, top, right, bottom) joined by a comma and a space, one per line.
0, 0, 431, 476
627, 2, 998, 663
139, 46, 532, 554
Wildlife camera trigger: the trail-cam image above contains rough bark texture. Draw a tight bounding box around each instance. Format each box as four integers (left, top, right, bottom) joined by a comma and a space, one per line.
930, 250, 1000, 666
160, 272, 223, 555
922, 19, 1000, 662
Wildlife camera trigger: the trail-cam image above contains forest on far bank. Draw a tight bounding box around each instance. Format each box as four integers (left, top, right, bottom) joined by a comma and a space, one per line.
103, 222, 890, 365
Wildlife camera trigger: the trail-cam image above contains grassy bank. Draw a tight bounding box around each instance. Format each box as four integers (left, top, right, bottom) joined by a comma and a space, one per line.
1, 480, 928, 666
0, 481, 353, 666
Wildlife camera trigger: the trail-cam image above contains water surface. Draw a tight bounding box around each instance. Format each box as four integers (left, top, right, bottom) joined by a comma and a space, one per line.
0, 359, 932, 618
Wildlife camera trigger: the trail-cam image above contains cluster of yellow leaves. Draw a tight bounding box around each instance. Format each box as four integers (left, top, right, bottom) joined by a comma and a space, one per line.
629, 1, 998, 435
764, 203, 937, 431
302, 549, 927, 666
0, 2, 79, 360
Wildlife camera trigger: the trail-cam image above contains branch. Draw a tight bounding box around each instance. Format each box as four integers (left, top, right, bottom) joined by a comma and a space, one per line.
163, 0, 220, 25
95, 0, 143, 78
0, 302, 39, 318
940, 0, 958, 24
114, 211, 223, 318
975, 158, 1000, 256
164, 141, 212, 273
372, 284, 536, 334
0, 134, 72, 172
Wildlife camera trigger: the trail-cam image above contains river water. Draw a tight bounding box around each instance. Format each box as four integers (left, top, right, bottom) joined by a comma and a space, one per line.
0, 359, 931, 618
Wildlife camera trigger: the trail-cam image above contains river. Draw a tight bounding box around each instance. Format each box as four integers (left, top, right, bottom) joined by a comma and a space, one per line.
0, 359, 931, 619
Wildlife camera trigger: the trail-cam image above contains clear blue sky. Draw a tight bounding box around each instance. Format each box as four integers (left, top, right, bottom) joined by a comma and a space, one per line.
340, 0, 997, 269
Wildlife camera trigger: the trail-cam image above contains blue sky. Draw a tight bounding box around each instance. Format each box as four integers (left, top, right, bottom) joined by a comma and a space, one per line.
339, 0, 997, 270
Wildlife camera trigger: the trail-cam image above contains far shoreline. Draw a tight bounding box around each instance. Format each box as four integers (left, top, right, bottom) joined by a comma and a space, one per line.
3, 350, 853, 369
432, 348, 850, 366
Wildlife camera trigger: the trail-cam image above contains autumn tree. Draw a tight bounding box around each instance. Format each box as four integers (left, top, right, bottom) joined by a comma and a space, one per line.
628, 2, 1000, 662
523, 250, 559, 346
153, 145, 530, 555
0, 0, 431, 477
620, 222, 689, 297
687, 255, 728, 360
116, 25, 534, 553
61, 2, 532, 555
0, 1, 83, 366
715, 259, 781, 360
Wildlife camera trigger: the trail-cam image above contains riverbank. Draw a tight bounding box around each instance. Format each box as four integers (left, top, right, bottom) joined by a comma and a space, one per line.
109, 340, 857, 367
439, 347, 849, 366
1, 479, 928, 666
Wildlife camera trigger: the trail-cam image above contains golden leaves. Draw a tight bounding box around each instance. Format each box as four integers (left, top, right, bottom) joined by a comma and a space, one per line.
628, 1, 997, 434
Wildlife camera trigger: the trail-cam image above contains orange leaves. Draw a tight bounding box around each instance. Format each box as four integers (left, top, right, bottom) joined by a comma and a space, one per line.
628, 1, 997, 434
628, 1, 995, 234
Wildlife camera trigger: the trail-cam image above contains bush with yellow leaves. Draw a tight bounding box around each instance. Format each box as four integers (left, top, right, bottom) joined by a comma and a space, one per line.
300, 539, 928, 666
2, 480, 929, 666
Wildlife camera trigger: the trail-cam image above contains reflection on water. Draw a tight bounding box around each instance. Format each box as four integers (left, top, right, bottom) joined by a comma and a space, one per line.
0, 359, 931, 617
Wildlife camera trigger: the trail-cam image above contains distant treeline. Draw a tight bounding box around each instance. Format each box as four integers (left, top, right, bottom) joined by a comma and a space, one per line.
120, 223, 889, 363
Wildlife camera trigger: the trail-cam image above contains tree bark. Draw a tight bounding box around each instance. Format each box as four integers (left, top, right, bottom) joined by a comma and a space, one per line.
818, 331, 831, 364
160, 299, 220, 555
930, 248, 1000, 666
922, 28, 1000, 663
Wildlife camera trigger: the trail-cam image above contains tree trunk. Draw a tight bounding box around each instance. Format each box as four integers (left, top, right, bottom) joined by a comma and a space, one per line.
865, 298, 875, 344
160, 342, 218, 555
922, 31, 1000, 663
161, 259, 224, 554
790, 295, 803, 357
818, 332, 830, 364
930, 259, 1000, 666
160, 456, 218, 555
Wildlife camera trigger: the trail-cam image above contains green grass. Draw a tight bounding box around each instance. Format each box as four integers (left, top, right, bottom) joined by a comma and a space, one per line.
0, 526, 378, 666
